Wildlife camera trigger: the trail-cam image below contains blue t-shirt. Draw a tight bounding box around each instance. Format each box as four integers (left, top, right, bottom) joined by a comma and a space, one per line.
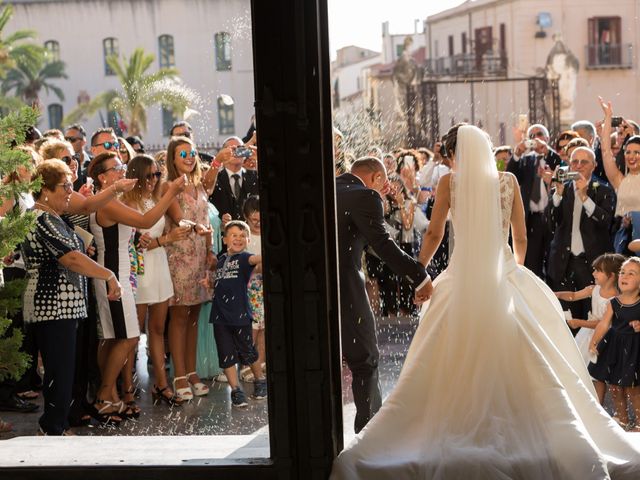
210, 251, 255, 326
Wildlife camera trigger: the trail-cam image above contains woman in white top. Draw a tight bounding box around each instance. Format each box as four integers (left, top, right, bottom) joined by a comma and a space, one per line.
120, 155, 191, 406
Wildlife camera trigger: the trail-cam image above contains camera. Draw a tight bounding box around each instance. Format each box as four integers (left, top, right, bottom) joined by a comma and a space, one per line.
524, 139, 537, 150
234, 146, 253, 159
553, 166, 580, 183
611, 116, 624, 128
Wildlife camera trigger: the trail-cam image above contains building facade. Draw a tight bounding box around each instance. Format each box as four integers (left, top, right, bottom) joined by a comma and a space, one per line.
424, 0, 639, 141
7, 0, 255, 147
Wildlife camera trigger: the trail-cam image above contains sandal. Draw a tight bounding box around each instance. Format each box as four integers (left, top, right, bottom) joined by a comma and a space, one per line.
173, 376, 193, 401
187, 371, 209, 396
151, 385, 183, 406
240, 366, 254, 383
114, 399, 140, 420
89, 400, 123, 426
17, 390, 39, 400
123, 389, 142, 419
0, 419, 13, 433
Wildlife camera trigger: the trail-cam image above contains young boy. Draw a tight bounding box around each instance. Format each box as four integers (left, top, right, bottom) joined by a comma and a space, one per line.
210, 220, 266, 408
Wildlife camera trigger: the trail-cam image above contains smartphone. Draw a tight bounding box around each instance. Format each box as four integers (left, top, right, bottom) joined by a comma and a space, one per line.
611, 116, 623, 128
234, 146, 253, 159
518, 114, 529, 132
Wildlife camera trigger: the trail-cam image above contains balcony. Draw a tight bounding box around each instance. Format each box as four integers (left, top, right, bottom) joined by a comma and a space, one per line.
424, 51, 508, 78
585, 43, 633, 69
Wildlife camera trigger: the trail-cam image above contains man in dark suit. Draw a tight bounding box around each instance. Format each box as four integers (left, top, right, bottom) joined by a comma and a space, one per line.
546, 146, 615, 323
507, 123, 561, 279
336, 157, 431, 433
209, 136, 259, 221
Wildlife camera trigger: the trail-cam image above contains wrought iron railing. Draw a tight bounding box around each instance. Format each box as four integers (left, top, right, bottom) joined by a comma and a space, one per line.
424, 51, 508, 77
585, 43, 633, 69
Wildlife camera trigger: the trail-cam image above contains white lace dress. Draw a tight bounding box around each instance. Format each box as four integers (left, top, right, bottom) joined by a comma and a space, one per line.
331, 172, 640, 480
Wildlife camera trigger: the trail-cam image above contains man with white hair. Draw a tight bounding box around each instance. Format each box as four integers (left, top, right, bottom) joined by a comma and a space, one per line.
546, 146, 615, 322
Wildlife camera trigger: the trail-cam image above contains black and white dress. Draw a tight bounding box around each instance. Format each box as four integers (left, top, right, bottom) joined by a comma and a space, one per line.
90, 213, 139, 339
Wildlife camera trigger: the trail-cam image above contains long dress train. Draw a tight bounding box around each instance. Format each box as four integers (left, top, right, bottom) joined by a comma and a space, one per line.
331, 125, 640, 480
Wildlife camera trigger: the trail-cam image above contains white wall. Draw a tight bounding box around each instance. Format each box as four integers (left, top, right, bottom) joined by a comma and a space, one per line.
7, 0, 255, 146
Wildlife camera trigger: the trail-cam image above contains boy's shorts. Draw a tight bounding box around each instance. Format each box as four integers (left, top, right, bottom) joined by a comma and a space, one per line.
213, 323, 258, 369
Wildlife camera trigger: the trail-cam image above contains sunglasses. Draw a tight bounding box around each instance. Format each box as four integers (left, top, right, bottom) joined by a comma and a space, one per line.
529, 131, 546, 139
175, 131, 191, 138
93, 141, 120, 150
65, 136, 83, 143
105, 163, 127, 173
56, 182, 73, 193
145, 171, 162, 180
59, 156, 74, 165
119, 148, 129, 155
179, 149, 197, 159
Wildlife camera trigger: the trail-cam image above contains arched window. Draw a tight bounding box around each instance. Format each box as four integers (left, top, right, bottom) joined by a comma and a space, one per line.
48, 104, 63, 130
103, 37, 119, 76
217, 95, 235, 134
158, 34, 175, 69
214, 32, 232, 71
44, 40, 60, 62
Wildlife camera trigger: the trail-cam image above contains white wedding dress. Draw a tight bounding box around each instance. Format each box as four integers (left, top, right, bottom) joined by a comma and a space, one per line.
331, 126, 640, 479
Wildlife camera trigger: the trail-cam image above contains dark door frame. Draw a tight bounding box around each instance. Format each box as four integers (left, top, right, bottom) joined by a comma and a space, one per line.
2, 0, 344, 479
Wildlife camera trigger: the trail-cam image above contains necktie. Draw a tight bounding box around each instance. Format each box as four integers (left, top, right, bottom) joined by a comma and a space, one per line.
530, 157, 542, 203
231, 173, 241, 199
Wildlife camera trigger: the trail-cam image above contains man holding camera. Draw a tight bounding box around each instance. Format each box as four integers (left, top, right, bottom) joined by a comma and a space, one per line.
209, 136, 259, 222
507, 124, 562, 279
545, 146, 615, 323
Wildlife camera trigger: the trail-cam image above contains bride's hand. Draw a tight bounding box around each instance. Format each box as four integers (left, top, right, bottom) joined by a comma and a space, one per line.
414, 279, 433, 305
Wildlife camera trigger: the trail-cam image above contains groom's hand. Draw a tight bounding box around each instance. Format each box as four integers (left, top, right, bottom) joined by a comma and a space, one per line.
414, 279, 433, 305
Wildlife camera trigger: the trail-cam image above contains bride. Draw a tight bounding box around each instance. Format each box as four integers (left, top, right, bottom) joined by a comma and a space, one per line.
331, 124, 640, 479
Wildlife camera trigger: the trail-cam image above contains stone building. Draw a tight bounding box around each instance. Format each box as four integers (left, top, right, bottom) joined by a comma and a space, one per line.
6, 0, 255, 146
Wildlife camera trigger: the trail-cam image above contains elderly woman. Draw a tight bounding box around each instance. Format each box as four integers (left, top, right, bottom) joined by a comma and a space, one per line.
21, 160, 123, 435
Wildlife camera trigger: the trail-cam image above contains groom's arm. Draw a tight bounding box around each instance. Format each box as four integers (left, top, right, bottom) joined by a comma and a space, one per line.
351, 189, 427, 285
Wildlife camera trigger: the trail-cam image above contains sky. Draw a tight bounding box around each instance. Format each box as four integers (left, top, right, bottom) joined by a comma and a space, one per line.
327, 0, 468, 59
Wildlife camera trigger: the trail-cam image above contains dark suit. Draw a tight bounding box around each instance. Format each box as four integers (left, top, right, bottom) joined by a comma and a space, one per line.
336, 173, 427, 433
507, 150, 561, 278
546, 177, 615, 320
209, 168, 259, 220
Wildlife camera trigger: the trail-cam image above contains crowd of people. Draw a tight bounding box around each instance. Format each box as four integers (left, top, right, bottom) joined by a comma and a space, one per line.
0, 120, 264, 435
334, 96, 640, 431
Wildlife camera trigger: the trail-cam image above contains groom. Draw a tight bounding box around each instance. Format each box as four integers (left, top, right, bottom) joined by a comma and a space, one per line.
336, 157, 432, 433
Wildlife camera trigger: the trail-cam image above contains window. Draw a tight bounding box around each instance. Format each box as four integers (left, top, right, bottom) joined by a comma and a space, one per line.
461, 32, 467, 54
448, 35, 454, 56
103, 37, 119, 76
588, 17, 623, 67
215, 32, 232, 71
44, 40, 60, 62
158, 34, 175, 69
48, 104, 63, 130
162, 107, 175, 137
217, 95, 235, 134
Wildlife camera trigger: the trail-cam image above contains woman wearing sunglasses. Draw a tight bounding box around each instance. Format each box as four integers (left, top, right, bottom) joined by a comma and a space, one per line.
87, 151, 186, 421
21, 160, 123, 434
120, 155, 191, 406
164, 136, 220, 401
117, 137, 136, 165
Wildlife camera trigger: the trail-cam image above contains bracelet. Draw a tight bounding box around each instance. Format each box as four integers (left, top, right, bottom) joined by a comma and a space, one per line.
212, 159, 222, 169
106, 273, 116, 282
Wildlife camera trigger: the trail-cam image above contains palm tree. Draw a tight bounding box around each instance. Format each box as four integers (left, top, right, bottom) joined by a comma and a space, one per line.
0, 4, 44, 80
1, 56, 67, 106
64, 48, 195, 136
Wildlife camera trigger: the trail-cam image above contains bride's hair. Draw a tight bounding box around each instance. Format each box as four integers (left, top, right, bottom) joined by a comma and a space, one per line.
442, 123, 468, 158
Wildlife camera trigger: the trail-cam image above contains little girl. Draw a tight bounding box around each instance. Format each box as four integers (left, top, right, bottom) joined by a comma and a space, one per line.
555, 253, 625, 404
241, 196, 265, 382
589, 256, 640, 431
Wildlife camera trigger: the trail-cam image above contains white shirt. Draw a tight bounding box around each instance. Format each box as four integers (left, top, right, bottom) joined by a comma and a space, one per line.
226, 167, 245, 194
551, 183, 596, 255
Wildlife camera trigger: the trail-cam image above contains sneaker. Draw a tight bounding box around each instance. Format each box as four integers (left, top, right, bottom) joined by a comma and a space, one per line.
230, 387, 248, 408
214, 372, 228, 383
252, 379, 267, 400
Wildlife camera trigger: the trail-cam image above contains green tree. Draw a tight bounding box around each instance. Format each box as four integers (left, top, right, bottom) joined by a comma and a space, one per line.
0, 106, 39, 381
64, 47, 195, 136
1, 56, 67, 106
0, 3, 43, 81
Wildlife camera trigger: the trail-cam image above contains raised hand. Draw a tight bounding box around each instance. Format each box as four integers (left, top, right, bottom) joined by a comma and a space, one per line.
598, 96, 613, 119
114, 178, 137, 194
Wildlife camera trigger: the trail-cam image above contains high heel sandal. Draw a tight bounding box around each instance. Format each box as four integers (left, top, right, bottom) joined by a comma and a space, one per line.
187, 371, 209, 396
173, 376, 194, 401
89, 400, 123, 426
152, 385, 183, 406
122, 388, 142, 419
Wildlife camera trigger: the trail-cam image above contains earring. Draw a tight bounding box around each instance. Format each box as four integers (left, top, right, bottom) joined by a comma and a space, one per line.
44, 195, 48, 201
